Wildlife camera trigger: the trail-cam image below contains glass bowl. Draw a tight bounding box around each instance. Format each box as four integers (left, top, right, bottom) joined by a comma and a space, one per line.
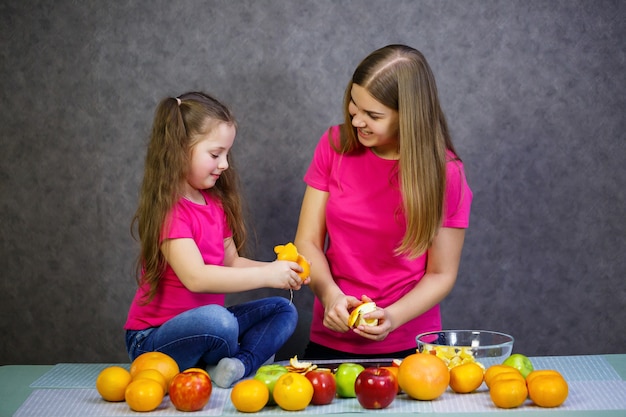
416, 330, 514, 368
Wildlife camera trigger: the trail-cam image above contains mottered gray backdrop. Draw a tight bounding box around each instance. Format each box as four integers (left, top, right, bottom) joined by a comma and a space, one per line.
1, 0, 624, 365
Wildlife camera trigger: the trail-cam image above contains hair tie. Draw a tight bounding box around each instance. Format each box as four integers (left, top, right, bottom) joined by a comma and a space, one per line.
175, 98, 181, 106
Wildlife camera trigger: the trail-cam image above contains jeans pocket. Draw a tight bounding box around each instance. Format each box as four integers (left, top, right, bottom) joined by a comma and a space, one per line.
126, 328, 155, 360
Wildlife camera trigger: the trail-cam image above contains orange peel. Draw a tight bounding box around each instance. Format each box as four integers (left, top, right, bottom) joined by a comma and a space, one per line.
274, 242, 310, 280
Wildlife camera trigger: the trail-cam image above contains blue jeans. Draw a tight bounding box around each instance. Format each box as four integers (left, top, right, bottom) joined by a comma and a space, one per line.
126, 296, 297, 378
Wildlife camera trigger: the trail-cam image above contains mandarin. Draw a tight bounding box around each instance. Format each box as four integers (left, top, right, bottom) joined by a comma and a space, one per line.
527, 374, 568, 408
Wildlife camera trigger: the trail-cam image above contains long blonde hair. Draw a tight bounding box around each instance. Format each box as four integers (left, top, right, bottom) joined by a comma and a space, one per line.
131, 92, 247, 302
334, 45, 458, 258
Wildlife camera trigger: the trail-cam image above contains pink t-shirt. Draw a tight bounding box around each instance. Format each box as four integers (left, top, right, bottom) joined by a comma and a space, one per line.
124, 191, 229, 330
304, 125, 473, 354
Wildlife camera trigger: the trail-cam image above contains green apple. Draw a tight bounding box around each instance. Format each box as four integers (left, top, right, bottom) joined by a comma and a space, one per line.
334, 362, 365, 398
503, 353, 534, 378
254, 364, 289, 405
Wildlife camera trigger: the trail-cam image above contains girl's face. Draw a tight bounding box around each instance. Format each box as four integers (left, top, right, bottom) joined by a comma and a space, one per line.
348, 83, 399, 159
186, 122, 236, 193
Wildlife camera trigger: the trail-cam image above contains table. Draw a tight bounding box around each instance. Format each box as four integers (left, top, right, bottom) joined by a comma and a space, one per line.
1, 354, 625, 417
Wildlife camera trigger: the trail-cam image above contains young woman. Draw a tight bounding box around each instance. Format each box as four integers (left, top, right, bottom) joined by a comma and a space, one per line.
295, 45, 473, 359
125, 92, 307, 387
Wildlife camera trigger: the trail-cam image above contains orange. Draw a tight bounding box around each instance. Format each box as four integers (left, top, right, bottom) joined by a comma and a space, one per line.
130, 351, 180, 386
347, 302, 378, 328
489, 369, 525, 387
449, 362, 484, 393
95, 366, 132, 402
132, 368, 168, 394
272, 372, 314, 411
231, 379, 270, 413
527, 374, 568, 408
397, 353, 450, 400
296, 254, 311, 280
489, 377, 528, 408
484, 364, 520, 388
525, 369, 563, 385
125, 378, 164, 412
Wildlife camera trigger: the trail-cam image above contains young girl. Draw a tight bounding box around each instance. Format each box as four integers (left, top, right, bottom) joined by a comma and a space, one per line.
124, 92, 306, 387
295, 45, 473, 359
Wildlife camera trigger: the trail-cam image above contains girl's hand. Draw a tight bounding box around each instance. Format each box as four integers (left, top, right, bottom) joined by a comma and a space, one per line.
265, 260, 307, 290
322, 293, 361, 333
352, 306, 393, 341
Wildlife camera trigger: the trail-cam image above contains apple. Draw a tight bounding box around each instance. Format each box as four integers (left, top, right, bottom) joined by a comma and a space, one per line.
305, 368, 336, 405
503, 353, 534, 378
355, 367, 398, 409
254, 364, 289, 405
334, 362, 365, 398
169, 369, 212, 412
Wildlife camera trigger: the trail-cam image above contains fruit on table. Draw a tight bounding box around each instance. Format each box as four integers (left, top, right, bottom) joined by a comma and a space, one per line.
334, 362, 365, 398
503, 353, 534, 378
129, 351, 180, 387
272, 372, 314, 411
305, 368, 337, 405
254, 364, 289, 405
230, 379, 270, 413
489, 377, 528, 408
527, 370, 569, 408
380, 360, 402, 393
132, 368, 167, 395
273, 242, 310, 279
96, 366, 133, 402
449, 361, 484, 393
169, 369, 212, 412
484, 364, 520, 388
347, 301, 378, 328
398, 352, 450, 400
125, 378, 165, 412
354, 367, 398, 409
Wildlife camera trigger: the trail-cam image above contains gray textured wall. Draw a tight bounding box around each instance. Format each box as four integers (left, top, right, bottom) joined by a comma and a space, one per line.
1, 0, 624, 365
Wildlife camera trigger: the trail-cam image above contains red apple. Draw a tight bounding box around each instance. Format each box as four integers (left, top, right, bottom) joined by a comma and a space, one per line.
305, 368, 337, 405
354, 367, 397, 409
169, 370, 212, 411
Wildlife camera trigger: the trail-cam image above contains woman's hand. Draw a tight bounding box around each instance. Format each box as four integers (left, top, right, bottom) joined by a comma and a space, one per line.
264, 260, 309, 290
322, 293, 362, 333
351, 306, 394, 341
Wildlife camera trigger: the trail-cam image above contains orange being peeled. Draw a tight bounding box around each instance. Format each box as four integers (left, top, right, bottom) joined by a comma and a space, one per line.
274, 242, 310, 280
348, 302, 378, 328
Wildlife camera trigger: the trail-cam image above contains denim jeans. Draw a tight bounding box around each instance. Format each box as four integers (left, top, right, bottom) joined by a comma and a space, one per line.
126, 296, 297, 378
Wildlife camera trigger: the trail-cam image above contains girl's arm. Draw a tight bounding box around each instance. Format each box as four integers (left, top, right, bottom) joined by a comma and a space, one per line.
294, 186, 360, 332
354, 227, 466, 340
161, 237, 304, 293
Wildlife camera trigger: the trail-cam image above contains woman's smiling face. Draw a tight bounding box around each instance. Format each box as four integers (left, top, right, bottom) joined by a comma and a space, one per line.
348, 83, 399, 159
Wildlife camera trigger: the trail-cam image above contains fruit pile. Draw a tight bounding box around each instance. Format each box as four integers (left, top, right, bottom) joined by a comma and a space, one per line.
96, 351, 569, 413
96, 352, 212, 412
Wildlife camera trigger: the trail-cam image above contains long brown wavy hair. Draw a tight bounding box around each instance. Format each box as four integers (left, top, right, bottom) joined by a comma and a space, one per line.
131, 92, 247, 302
334, 45, 458, 258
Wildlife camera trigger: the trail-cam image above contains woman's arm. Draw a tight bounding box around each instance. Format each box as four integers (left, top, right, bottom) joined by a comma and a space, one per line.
161, 237, 304, 293
295, 186, 360, 332
355, 227, 466, 340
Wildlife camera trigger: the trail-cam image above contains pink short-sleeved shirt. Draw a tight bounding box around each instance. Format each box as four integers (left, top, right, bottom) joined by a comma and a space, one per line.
124, 191, 229, 330
304, 126, 473, 354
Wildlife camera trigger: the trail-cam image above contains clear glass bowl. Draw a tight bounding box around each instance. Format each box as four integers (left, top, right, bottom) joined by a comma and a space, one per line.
416, 330, 514, 368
